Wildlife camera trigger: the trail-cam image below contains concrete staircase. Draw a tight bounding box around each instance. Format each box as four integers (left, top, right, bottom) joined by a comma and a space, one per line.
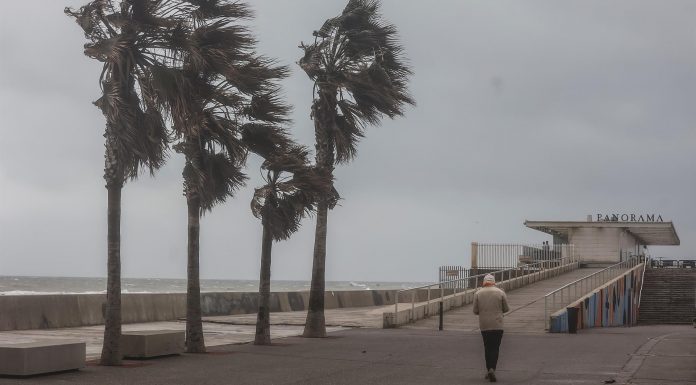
639, 268, 696, 324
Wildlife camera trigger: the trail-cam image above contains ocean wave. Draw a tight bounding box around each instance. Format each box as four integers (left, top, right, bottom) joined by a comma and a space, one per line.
0, 277, 433, 294
0, 290, 106, 296
0, 289, 183, 296
349, 282, 370, 290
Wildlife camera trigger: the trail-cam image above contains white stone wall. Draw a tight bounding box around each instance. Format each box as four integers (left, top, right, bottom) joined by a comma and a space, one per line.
568, 227, 638, 263
619, 229, 639, 260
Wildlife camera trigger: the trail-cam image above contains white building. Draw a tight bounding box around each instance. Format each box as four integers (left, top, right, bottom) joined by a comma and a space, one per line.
525, 215, 679, 264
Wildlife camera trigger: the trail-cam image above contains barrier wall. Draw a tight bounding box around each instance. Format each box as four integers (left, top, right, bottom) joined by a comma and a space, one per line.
0, 289, 401, 332
549, 263, 644, 333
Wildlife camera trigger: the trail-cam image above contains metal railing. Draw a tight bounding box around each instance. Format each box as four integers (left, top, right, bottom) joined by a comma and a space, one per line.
543, 256, 642, 329
637, 256, 651, 311
649, 258, 696, 268
474, 243, 575, 269
438, 265, 469, 289
395, 255, 579, 323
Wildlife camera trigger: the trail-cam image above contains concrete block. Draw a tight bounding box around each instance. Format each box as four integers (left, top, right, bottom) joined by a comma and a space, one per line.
0, 340, 85, 376
121, 331, 184, 358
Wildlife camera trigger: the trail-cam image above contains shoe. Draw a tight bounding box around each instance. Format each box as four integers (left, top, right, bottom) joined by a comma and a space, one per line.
488, 369, 497, 382
485, 372, 490, 380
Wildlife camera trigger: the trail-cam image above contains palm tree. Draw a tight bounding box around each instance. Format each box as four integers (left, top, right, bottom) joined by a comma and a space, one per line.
145, 1, 290, 352
66, 0, 178, 365
250, 146, 334, 345
298, 0, 414, 337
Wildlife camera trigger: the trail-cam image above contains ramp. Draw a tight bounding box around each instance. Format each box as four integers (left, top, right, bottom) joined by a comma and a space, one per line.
405, 267, 603, 333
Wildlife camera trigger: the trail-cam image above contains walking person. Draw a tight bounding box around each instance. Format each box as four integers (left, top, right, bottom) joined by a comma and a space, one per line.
473, 274, 509, 382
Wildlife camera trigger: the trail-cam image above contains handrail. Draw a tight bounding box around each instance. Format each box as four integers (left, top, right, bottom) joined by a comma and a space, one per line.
394, 254, 578, 322
637, 255, 650, 311
543, 255, 642, 329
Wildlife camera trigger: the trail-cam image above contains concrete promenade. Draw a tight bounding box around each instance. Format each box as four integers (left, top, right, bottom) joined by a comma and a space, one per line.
0, 325, 693, 384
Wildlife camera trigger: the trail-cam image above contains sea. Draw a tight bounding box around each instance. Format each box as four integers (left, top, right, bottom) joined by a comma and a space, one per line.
0, 276, 432, 296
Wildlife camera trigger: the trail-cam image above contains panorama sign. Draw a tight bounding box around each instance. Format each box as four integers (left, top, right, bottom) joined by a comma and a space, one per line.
595, 213, 664, 222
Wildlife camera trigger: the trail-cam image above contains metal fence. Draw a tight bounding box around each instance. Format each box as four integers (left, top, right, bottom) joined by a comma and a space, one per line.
438, 266, 469, 289
473, 243, 575, 269
543, 255, 642, 329
649, 259, 696, 268
638, 256, 651, 311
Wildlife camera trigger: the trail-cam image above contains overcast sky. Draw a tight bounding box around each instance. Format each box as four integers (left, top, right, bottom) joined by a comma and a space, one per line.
1, 1, 695, 283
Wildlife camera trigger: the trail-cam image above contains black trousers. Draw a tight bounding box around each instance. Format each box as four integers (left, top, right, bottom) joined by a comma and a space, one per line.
481, 330, 504, 370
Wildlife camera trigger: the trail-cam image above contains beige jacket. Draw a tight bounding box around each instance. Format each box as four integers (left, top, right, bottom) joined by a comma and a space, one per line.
473, 286, 510, 331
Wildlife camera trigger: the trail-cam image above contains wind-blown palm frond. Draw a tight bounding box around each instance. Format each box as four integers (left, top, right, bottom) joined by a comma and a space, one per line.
240, 123, 291, 159
183, 150, 246, 212
251, 145, 334, 241
149, 1, 291, 215
65, 0, 192, 185
298, 0, 414, 164
187, 0, 253, 22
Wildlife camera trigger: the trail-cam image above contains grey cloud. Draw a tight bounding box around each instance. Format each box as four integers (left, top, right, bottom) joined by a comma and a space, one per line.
1, 0, 694, 282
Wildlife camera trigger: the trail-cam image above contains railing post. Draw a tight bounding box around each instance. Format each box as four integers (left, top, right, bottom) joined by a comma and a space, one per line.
439, 301, 444, 331
440, 285, 444, 310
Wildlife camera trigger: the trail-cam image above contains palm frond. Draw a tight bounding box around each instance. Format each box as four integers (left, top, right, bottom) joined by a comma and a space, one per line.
94, 77, 169, 180
184, 150, 246, 213
187, 0, 253, 22
166, 0, 291, 212
298, 0, 414, 167
187, 21, 255, 73
262, 145, 311, 174
243, 89, 291, 123
251, 145, 336, 241
240, 123, 291, 159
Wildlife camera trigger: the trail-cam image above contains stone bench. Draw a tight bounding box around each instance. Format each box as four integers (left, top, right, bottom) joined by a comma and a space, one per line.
0, 340, 85, 376
121, 330, 185, 358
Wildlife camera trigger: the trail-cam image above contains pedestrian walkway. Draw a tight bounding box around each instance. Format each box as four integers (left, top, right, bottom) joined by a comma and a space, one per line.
0, 306, 390, 360
0, 319, 347, 360
1, 325, 693, 384
406, 267, 605, 333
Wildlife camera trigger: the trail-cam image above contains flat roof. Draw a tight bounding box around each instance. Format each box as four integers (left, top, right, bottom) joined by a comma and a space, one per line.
524, 220, 680, 246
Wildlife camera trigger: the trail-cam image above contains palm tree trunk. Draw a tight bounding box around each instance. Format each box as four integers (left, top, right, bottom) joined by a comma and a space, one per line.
303, 90, 335, 338
186, 194, 206, 353
254, 220, 273, 345
303, 198, 329, 337
101, 185, 122, 365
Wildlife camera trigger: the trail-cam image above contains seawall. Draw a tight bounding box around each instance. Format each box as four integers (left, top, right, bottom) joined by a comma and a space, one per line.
0, 290, 407, 332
